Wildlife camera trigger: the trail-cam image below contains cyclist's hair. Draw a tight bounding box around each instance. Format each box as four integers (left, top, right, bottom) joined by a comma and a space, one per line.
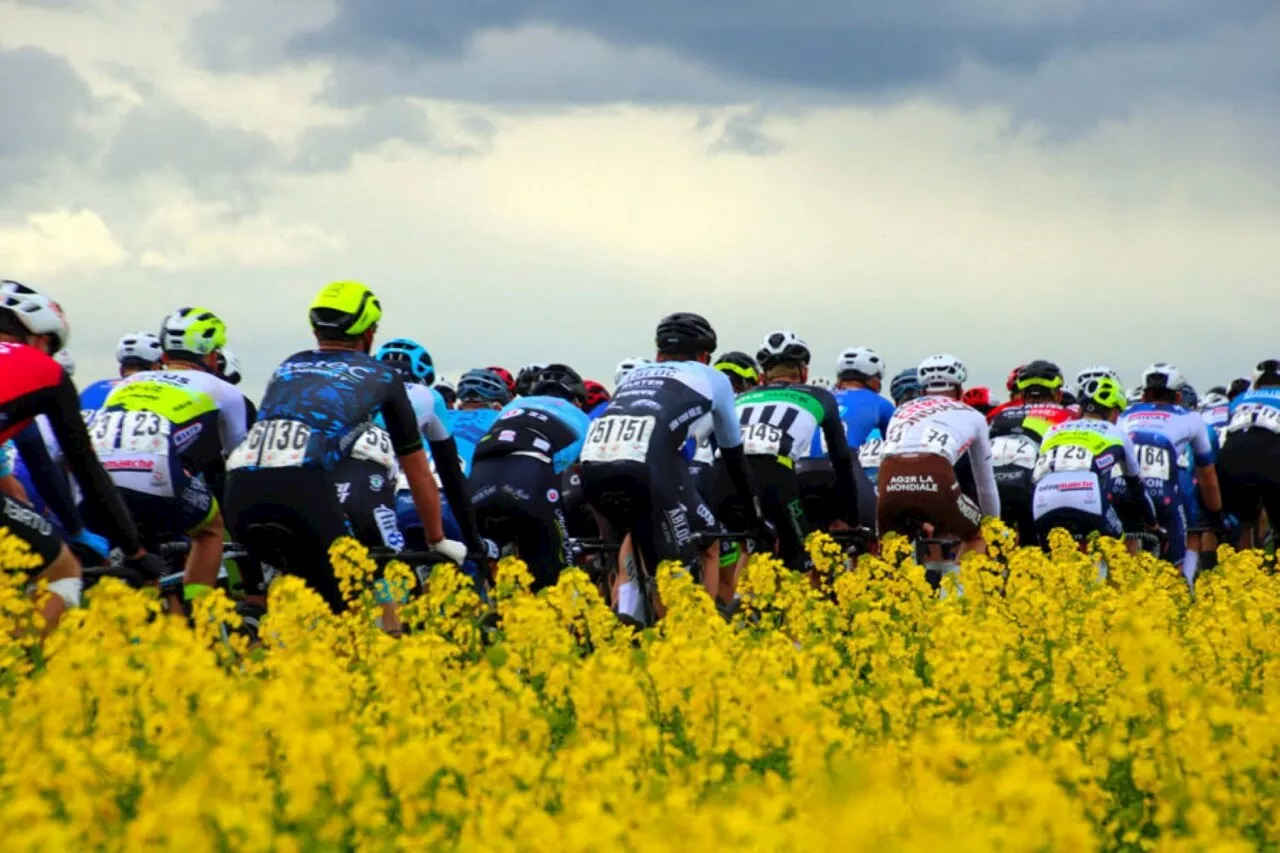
1022, 385, 1058, 402
1143, 387, 1179, 405
313, 323, 360, 343
1080, 399, 1112, 417
764, 362, 805, 382
0, 310, 26, 340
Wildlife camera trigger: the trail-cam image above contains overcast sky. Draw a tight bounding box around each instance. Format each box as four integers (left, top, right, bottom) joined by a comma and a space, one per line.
2, 0, 1277, 395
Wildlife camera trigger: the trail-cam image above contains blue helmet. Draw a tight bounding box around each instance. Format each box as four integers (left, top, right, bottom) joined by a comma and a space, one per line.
375, 338, 434, 385
457, 368, 512, 404
890, 368, 922, 405
1179, 383, 1198, 409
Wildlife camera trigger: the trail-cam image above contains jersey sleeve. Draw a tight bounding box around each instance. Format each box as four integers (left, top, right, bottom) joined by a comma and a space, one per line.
424, 388, 453, 442
708, 368, 743, 450
1119, 433, 1142, 477
552, 406, 592, 472
968, 411, 1001, 517
212, 378, 250, 454
381, 376, 426, 456
1185, 413, 1214, 466
877, 396, 895, 433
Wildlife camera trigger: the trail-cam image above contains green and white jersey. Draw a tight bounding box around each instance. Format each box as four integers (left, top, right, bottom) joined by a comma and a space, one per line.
733, 383, 847, 464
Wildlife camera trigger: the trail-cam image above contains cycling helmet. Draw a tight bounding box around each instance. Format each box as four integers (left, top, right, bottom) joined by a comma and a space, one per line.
215, 348, 242, 385
1127, 386, 1144, 404
116, 332, 164, 367
1075, 365, 1121, 392
457, 368, 512, 404
375, 338, 434, 385
1006, 365, 1024, 394
1061, 390, 1077, 407
835, 346, 885, 381
516, 363, 548, 397
1228, 377, 1252, 399
1015, 360, 1064, 392
54, 349, 75, 377
1180, 384, 1199, 409
532, 363, 587, 406
918, 354, 967, 391
1200, 391, 1230, 409
655, 312, 716, 356
0, 280, 69, 352
1081, 376, 1127, 413
485, 366, 517, 397
615, 357, 651, 387
810, 376, 833, 389
713, 351, 760, 385
160, 307, 227, 356
309, 280, 382, 337
1142, 362, 1185, 392
584, 379, 610, 410
756, 330, 811, 370
1254, 359, 1280, 383
962, 386, 992, 409
890, 368, 921, 404
435, 379, 457, 408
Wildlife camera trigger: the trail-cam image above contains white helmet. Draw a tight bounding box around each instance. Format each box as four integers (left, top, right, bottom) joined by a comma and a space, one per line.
1142, 362, 1185, 393
216, 348, 242, 385
54, 349, 75, 377
810, 376, 833, 389
836, 346, 885, 380
1127, 386, 1144, 404
1075, 365, 1121, 392
615, 357, 650, 387
918, 353, 967, 390
116, 332, 164, 366
756, 330, 811, 369
0, 280, 70, 352
1200, 391, 1230, 409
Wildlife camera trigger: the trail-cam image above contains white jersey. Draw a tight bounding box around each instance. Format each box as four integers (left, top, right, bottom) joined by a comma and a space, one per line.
1119, 403, 1215, 482
881, 394, 1000, 516
1031, 419, 1139, 521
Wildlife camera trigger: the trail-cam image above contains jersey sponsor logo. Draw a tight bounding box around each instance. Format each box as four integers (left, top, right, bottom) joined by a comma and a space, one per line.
669, 406, 705, 432
3, 499, 52, 537
499, 408, 524, 419
666, 506, 692, 547
1055, 480, 1095, 492
278, 361, 376, 382
885, 474, 939, 493
498, 430, 516, 442
105, 458, 155, 472
630, 398, 663, 411
1095, 454, 1116, 471
369, 473, 385, 491
373, 504, 405, 551
546, 488, 559, 503
695, 501, 717, 529
173, 422, 203, 449
956, 495, 982, 526
533, 437, 552, 453
336, 482, 351, 504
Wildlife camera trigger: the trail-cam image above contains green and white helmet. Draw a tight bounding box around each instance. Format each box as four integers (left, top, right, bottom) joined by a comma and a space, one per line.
160, 307, 227, 356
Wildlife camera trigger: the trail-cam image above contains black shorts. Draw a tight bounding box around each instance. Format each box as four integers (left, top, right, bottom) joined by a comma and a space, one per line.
119, 473, 218, 548
795, 457, 876, 531
994, 465, 1035, 542
1219, 430, 1280, 528
333, 455, 402, 551
470, 454, 570, 590
582, 457, 720, 575
1, 493, 63, 571
224, 467, 350, 613
715, 456, 810, 571
1035, 506, 1121, 547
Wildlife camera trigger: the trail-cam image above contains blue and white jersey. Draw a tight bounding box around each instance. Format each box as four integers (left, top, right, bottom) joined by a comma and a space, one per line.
1120, 403, 1214, 487
447, 408, 501, 475
474, 395, 591, 474
583, 361, 741, 466
79, 378, 121, 423
403, 384, 453, 443
1200, 402, 1230, 444
1225, 388, 1280, 439
858, 427, 885, 485
809, 387, 894, 457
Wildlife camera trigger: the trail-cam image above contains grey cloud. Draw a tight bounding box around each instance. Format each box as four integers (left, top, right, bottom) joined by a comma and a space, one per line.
290, 100, 494, 172
0, 47, 96, 191
706, 110, 783, 156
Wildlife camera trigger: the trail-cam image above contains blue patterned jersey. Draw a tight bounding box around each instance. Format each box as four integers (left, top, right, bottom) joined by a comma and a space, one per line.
476, 395, 591, 474
448, 408, 501, 475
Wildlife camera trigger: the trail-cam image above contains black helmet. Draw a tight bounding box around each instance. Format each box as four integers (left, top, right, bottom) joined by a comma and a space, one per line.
756, 330, 811, 370
532, 363, 587, 407
1227, 377, 1251, 400
713, 351, 760, 385
655, 312, 716, 356
1015, 359, 1064, 393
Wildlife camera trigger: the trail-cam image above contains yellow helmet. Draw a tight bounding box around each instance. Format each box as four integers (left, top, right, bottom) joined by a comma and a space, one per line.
1081, 376, 1127, 412
160, 307, 227, 356
309, 281, 382, 337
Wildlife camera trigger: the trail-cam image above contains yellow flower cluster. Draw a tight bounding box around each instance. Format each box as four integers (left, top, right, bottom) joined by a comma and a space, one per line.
2, 524, 1280, 851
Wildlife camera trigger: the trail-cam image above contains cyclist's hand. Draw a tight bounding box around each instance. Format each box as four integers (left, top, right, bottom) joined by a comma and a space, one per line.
467, 538, 499, 565
122, 551, 168, 584
429, 538, 469, 565
68, 528, 111, 561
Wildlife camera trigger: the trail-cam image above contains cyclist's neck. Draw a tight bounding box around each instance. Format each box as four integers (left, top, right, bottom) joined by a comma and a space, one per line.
317, 341, 365, 354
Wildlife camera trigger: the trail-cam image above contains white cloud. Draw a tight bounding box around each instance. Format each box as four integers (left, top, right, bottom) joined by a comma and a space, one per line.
0, 208, 128, 276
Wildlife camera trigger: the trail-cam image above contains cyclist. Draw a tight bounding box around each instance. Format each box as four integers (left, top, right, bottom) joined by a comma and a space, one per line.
614, 357, 651, 389
814, 347, 893, 452
1227, 378, 1251, 401
878, 354, 1000, 564
987, 360, 1075, 543
984, 365, 1028, 424
1120, 363, 1225, 585
582, 313, 768, 610
79, 332, 165, 417
0, 280, 165, 629
94, 307, 250, 606
1031, 377, 1157, 546
1218, 359, 1280, 549
450, 368, 513, 473
718, 331, 859, 572
469, 364, 591, 589
224, 281, 468, 612
435, 379, 457, 409
713, 351, 760, 395
486, 366, 517, 399
1199, 389, 1232, 445
890, 369, 922, 406
584, 380, 611, 420
515, 363, 548, 397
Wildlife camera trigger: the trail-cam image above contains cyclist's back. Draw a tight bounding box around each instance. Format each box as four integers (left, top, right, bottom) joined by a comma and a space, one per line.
1218, 361, 1280, 549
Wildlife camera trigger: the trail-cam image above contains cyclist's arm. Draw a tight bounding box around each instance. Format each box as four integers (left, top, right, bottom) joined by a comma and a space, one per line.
1118, 436, 1157, 527
1186, 416, 1223, 512
708, 369, 763, 516
43, 375, 144, 554
13, 422, 85, 534
969, 416, 1001, 518
427, 435, 480, 548
551, 407, 591, 473
213, 381, 251, 453
818, 392, 860, 522
381, 377, 447, 542
878, 397, 894, 433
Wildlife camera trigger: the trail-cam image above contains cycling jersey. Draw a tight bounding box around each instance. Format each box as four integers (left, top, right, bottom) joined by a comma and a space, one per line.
475, 396, 591, 474
880, 395, 1000, 517
1200, 402, 1230, 445
1219, 387, 1280, 529
0, 441, 13, 478
0, 342, 143, 554
448, 408, 500, 475
808, 387, 894, 456
230, 350, 421, 474
1031, 419, 1142, 538
987, 401, 1074, 543
96, 368, 249, 496
587, 400, 610, 421
988, 402, 1074, 442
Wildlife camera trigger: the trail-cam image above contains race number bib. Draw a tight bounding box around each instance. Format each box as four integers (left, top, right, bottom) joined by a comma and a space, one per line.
859, 437, 884, 470
1136, 444, 1172, 481
742, 422, 783, 457
89, 411, 171, 457
351, 426, 395, 472
1034, 443, 1092, 481
1228, 404, 1280, 434
991, 434, 1038, 469
227, 420, 312, 470
581, 415, 655, 464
